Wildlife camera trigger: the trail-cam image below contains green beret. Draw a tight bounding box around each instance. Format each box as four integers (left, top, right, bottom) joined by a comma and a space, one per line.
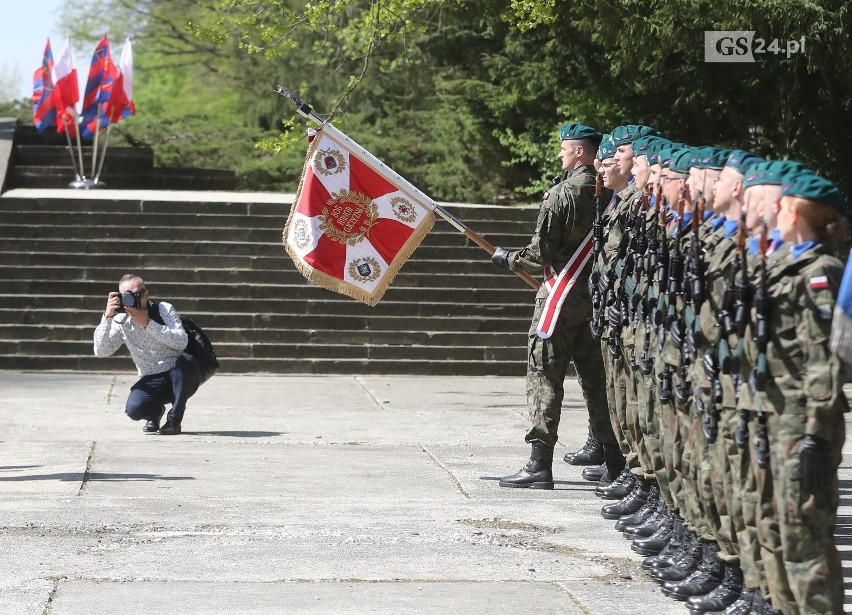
596, 134, 616, 160
559, 123, 602, 143
657, 146, 687, 169
724, 150, 763, 175
743, 160, 810, 189
668, 148, 695, 174
632, 136, 669, 158
781, 172, 846, 211
691, 147, 731, 170
610, 124, 662, 147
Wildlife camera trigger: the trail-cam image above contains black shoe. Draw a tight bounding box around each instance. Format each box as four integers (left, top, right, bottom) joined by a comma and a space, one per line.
661, 542, 723, 600
499, 442, 554, 489
631, 512, 673, 554
582, 463, 606, 482
158, 422, 182, 435
615, 485, 659, 531
686, 564, 743, 613
721, 588, 754, 614
651, 534, 703, 583
564, 430, 605, 465
600, 478, 650, 520
143, 405, 165, 433
642, 512, 684, 570
596, 469, 635, 500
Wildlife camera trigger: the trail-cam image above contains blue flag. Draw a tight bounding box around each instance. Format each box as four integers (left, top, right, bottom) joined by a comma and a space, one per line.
830, 249, 852, 365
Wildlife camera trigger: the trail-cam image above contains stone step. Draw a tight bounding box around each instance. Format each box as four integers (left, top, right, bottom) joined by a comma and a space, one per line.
0, 264, 530, 289
0, 195, 539, 222
12, 144, 155, 169
0, 324, 522, 346
1, 294, 530, 319
0, 237, 520, 260
0, 223, 532, 245
0, 280, 534, 304
0, 251, 528, 278
0, 354, 526, 376
6, 308, 527, 332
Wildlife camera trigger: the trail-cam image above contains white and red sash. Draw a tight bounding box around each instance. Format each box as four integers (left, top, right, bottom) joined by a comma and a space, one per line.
536, 229, 594, 338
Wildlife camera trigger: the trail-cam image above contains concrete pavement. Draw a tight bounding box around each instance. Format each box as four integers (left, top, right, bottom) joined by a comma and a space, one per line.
1, 371, 850, 614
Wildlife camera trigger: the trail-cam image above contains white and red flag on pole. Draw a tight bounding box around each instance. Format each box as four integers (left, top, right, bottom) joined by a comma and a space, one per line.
52, 37, 79, 136
284, 127, 435, 306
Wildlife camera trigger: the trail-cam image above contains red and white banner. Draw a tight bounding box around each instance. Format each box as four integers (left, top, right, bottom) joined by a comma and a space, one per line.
536, 230, 594, 338
284, 129, 435, 306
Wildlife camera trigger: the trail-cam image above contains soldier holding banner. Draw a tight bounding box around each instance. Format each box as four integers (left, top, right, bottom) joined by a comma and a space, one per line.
491, 123, 619, 490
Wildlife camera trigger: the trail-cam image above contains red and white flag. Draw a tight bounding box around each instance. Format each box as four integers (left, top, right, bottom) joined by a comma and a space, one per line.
52, 37, 79, 136
108, 37, 135, 123
284, 127, 435, 306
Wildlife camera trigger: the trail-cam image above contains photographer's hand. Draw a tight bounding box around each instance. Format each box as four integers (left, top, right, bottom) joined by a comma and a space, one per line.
104, 292, 120, 318
125, 306, 150, 328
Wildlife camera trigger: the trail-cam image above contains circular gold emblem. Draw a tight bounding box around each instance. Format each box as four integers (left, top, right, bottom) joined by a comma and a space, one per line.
319, 189, 379, 246
313, 148, 346, 176
292, 218, 311, 250
390, 196, 417, 224
348, 256, 381, 283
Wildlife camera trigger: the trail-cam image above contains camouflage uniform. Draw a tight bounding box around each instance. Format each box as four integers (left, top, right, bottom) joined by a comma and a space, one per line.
743, 240, 847, 615
508, 164, 614, 448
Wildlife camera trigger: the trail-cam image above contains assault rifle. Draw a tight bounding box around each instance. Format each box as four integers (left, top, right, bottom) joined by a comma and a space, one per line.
748, 221, 771, 467
590, 172, 606, 339
639, 184, 663, 375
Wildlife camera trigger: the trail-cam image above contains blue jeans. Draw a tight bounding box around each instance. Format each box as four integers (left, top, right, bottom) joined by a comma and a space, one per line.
125, 353, 200, 426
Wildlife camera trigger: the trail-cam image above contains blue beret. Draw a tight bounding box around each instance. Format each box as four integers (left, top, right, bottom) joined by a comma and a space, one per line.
781, 172, 846, 211
559, 123, 602, 142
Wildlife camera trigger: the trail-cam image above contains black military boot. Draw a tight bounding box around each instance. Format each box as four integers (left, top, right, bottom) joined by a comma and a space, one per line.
563, 428, 605, 465
662, 541, 724, 601
651, 533, 703, 583
595, 468, 635, 500
624, 491, 666, 538
581, 463, 606, 482
631, 507, 674, 554
686, 563, 743, 613
642, 511, 684, 570
499, 441, 554, 489
719, 587, 754, 614
600, 476, 650, 520
615, 484, 659, 531
596, 443, 626, 485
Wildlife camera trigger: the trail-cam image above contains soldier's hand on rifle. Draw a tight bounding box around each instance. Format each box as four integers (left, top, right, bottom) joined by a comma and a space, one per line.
799, 434, 832, 496
491, 246, 511, 270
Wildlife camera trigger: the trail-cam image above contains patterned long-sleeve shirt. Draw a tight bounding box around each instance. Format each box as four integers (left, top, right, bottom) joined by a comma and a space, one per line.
93, 301, 188, 376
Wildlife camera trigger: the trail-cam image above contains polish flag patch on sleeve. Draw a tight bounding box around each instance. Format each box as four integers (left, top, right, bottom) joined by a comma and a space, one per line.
810, 275, 829, 290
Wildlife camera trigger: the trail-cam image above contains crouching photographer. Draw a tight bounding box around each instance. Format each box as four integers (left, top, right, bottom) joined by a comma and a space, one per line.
93, 273, 200, 435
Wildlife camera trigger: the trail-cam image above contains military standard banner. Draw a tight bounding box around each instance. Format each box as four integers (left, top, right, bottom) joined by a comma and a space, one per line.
284, 129, 435, 306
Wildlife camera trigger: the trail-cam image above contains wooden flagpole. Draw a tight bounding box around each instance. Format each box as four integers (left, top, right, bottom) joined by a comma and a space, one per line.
274, 86, 539, 291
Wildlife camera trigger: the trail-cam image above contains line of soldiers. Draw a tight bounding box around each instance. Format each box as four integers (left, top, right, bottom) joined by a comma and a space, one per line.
563, 125, 849, 615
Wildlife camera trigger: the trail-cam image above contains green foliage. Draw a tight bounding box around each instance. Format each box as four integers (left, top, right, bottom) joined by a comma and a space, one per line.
49, 0, 852, 206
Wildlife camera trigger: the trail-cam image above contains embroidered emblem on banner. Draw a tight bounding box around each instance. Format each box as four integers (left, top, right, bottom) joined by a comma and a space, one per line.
536, 230, 594, 338
349, 257, 381, 283
314, 148, 346, 176
319, 190, 379, 246
391, 196, 417, 224
292, 219, 311, 250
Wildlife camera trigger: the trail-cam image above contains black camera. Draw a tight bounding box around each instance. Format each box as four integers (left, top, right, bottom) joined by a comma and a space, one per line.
115, 290, 144, 313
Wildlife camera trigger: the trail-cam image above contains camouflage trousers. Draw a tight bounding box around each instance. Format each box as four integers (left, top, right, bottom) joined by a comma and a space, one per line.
764, 409, 845, 615
602, 340, 633, 459
525, 295, 613, 448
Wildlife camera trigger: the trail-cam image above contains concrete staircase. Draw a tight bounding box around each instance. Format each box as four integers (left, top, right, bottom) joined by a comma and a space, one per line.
0, 190, 538, 376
